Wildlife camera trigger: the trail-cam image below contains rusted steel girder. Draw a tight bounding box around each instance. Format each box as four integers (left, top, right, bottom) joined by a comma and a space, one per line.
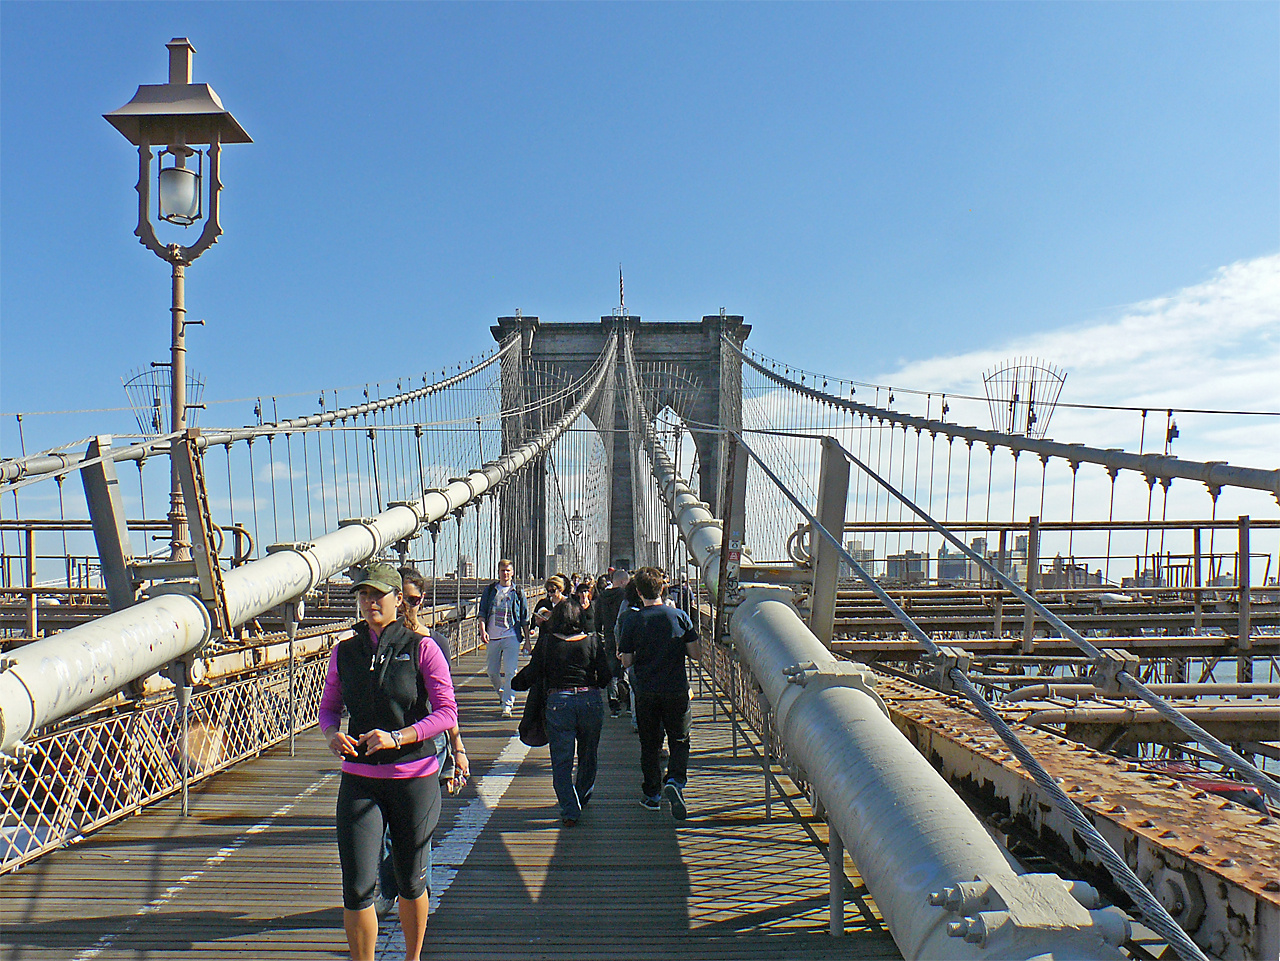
878, 673, 1280, 961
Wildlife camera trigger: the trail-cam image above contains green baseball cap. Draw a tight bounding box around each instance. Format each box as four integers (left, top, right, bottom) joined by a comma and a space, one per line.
350, 561, 402, 595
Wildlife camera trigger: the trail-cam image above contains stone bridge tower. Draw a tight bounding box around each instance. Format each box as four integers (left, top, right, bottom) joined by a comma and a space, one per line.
492, 313, 750, 576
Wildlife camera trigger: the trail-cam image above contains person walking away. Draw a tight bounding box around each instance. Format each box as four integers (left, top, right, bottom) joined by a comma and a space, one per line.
478, 559, 528, 717
671, 573, 695, 617
317, 562, 458, 960
528, 597, 611, 825
618, 567, 699, 819
596, 569, 631, 718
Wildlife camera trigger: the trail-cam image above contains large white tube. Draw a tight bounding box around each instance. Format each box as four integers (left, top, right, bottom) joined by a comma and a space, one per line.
0, 593, 211, 755
0, 339, 614, 753
732, 590, 1124, 959
623, 340, 1123, 959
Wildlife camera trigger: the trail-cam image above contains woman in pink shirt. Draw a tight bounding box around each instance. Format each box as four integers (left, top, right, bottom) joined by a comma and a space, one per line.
318, 561, 458, 961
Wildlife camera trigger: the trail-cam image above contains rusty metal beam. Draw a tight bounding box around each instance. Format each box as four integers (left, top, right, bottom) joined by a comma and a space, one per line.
876, 672, 1280, 960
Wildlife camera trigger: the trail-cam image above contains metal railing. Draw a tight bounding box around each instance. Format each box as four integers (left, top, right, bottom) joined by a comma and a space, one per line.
725, 336, 1280, 501
1, 648, 330, 875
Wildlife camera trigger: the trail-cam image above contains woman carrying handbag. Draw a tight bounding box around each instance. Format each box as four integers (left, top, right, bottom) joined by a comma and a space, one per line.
512, 596, 610, 824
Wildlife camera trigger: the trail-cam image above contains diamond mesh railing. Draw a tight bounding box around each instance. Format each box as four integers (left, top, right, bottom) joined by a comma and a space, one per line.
1, 649, 330, 875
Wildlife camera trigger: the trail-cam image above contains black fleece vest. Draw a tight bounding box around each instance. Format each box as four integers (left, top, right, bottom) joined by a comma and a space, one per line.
336, 620, 433, 765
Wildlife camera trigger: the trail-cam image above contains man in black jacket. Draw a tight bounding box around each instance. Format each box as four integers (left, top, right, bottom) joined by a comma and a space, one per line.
618, 567, 700, 819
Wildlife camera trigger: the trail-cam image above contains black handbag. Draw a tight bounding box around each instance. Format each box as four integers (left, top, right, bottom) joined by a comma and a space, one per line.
512, 646, 549, 748
517, 676, 548, 747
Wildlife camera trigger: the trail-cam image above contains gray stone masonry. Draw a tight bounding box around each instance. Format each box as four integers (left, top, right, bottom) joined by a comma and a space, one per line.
492, 313, 749, 576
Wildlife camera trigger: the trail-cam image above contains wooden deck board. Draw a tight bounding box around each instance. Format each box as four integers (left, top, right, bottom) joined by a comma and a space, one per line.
2, 650, 898, 960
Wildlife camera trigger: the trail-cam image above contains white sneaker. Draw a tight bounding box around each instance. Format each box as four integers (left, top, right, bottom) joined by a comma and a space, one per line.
501, 705, 514, 718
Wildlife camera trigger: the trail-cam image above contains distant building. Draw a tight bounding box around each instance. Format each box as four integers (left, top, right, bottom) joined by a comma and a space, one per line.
937, 544, 967, 582
840, 539, 875, 577
550, 543, 572, 577
1042, 554, 1102, 589
887, 550, 925, 584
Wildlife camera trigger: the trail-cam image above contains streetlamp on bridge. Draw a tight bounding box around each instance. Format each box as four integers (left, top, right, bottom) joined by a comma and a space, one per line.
105, 38, 251, 560
569, 509, 584, 570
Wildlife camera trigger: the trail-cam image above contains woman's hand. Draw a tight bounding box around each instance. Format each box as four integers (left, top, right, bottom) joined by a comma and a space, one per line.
327, 730, 359, 758
357, 729, 397, 754
446, 744, 471, 793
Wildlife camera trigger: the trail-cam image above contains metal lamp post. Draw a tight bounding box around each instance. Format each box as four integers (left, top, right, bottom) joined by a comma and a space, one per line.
106, 38, 251, 560
569, 509, 584, 571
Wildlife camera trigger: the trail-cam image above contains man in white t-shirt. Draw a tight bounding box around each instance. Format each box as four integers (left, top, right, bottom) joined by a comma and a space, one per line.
477, 559, 528, 717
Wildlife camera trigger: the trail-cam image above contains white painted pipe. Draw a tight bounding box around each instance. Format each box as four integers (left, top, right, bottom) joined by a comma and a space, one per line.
0, 339, 614, 753
624, 340, 1123, 959
0, 593, 211, 755
731, 590, 1123, 959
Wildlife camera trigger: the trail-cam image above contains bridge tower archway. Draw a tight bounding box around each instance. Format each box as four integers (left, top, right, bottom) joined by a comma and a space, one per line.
491, 312, 750, 577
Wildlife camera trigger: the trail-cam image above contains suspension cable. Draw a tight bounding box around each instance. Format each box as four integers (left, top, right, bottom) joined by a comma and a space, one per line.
733, 432, 1211, 961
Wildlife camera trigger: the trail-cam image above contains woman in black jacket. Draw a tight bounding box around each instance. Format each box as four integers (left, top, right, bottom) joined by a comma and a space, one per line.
530, 597, 610, 826
571, 580, 596, 634
530, 575, 568, 649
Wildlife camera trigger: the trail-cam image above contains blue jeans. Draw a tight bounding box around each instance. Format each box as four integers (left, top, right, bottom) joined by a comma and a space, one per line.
486, 635, 521, 709
545, 689, 604, 819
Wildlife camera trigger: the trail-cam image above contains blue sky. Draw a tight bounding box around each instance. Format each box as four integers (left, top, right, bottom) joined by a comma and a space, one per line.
2, 1, 1277, 461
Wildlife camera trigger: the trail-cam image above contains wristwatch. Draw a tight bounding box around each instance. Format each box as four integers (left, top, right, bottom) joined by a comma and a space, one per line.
391, 729, 403, 748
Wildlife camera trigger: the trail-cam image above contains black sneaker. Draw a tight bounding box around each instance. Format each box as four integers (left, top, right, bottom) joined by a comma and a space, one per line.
610, 709, 621, 719
639, 795, 660, 811
662, 782, 687, 820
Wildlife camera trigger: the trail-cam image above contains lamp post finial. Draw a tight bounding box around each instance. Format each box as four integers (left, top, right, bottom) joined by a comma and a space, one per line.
166, 38, 195, 85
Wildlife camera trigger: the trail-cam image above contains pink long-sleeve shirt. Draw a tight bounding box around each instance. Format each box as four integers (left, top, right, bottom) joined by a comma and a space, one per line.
317, 626, 458, 779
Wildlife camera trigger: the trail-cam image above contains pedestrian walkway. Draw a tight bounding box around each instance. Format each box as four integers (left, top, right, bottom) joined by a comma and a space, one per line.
0, 649, 900, 960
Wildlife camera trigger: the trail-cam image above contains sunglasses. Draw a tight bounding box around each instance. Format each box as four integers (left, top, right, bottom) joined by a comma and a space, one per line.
403, 594, 424, 607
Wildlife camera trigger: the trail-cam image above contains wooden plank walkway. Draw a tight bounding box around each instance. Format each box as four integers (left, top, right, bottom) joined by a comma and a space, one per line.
1, 650, 899, 960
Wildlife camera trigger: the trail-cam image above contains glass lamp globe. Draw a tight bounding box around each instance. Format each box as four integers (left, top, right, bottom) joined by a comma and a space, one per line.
159, 165, 201, 226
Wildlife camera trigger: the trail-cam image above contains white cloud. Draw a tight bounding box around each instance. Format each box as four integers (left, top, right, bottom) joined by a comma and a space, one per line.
879, 253, 1280, 473
737, 256, 1280, 581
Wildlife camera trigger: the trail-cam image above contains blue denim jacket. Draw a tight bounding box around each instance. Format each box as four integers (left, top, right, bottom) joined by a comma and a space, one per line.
477, 581, 528, 641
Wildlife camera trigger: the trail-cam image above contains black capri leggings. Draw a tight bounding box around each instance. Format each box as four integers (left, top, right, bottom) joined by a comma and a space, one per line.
336, 772, 441, 910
